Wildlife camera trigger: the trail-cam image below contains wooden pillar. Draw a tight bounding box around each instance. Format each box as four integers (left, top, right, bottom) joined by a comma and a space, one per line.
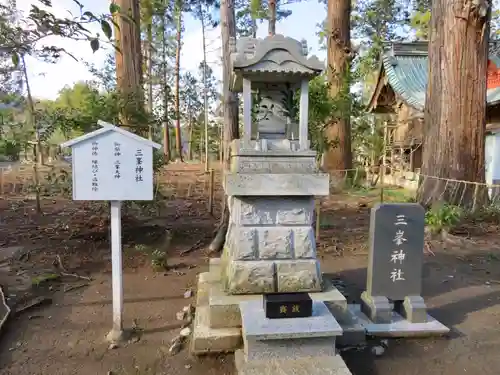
390, 148, 395, 175
299, 79, 309, 150
242, 78, 252, 143
400, 146, 404, 174
410, 146, 415, 172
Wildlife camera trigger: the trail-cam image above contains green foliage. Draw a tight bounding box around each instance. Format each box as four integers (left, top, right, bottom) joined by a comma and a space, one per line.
304, 75, 337, 156
150, 249, 168, 271
0, 139, 21, 161
1, 0, 117, 65
39, 167, 72, 197
410, 10, 430, 40
425, 204, 463, 234
351, 0, 411, 78
466, 203, 500, 223
235, 0, 296, 36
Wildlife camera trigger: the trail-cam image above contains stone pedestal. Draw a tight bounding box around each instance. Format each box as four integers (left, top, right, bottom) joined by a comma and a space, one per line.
221, 139, 329, 295
190, 258, 359, 355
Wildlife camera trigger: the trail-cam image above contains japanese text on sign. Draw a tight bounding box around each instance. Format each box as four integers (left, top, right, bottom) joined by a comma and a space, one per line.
279, 305, 301, 314
113, 142, 121, 179
390, 214, 407, 282
91, 141, 99, 192
135, 149, 143, 182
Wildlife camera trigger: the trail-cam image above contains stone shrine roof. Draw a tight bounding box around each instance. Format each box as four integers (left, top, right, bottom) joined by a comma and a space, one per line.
230, 34, 324, 91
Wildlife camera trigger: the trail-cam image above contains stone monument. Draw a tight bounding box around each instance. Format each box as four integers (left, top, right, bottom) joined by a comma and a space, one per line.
190, 35, 363, 369
221, 34, 328, 295
351, 203, 450, 337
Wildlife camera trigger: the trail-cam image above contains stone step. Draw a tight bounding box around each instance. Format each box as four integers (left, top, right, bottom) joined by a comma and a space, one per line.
243, 336, 336, 362
234, 349, 352, 375
190, 305, 242, 354
240, 300, 343, 341
348, 304, 450, 338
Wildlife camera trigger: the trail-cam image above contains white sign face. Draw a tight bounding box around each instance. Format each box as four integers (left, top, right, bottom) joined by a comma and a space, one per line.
70, 131, 155, 201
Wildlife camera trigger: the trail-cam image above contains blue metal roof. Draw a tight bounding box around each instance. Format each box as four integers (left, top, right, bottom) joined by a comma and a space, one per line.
379, 43, 500, 110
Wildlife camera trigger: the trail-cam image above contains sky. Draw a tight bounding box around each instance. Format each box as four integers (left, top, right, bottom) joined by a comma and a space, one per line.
16, 0, 328, 100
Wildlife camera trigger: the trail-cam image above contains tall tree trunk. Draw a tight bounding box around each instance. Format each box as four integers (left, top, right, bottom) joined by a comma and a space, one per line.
323, 0, 353, 172
174, 0, 184, 161
188, 115, 193, 160
146, 23, 154, 140
160, 4, 171, 161
417, 0, 490, 208
114, 0, 143, 131
268, 0, 277, 36
209, 0, 239, 253
20, 55, 41, 213
199, 4, 210, 171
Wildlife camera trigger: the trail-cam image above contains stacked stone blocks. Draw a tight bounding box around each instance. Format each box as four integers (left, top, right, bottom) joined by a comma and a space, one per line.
221, 140, 328, 295
222, 196, 321, 294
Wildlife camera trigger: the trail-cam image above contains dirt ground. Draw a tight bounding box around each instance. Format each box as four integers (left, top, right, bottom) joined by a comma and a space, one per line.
1, 163, 500, 375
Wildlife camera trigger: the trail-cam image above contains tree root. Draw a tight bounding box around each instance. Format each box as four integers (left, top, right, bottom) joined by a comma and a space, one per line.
208, 199, 229, 254
54, 255, 92, 281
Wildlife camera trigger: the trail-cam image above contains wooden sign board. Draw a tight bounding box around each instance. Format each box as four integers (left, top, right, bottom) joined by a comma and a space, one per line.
61, 121, 161, 201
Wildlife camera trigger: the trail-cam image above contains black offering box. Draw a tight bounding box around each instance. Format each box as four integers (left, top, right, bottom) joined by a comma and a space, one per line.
263, 292, 313, 319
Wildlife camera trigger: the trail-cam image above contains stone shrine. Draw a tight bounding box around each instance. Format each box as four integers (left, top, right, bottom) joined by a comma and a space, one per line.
189, 35, 449, 375
190, 35, 361, 375
222, 34, 328, 295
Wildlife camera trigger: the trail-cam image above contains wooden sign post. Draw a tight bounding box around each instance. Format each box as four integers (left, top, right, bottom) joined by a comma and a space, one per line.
61, 120, 161, 342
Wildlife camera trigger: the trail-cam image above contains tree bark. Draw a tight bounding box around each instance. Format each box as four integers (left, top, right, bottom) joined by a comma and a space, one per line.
188, 115, 193, 160
208, 0, 239, 253
20, 55, 41, 213
200, 5, 210, 171
174, 0, 184, 161
323, 0, 353, 172
417, 0, 490, 209
268, 0, 277, 36
160, 3, 171, 161
114, 0, 143, 130
146, 23, 154, 140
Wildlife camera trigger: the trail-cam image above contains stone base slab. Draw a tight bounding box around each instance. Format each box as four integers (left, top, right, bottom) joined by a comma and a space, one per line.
244, 337, 336, 361
360, 291, 392, 324
190, 273, 242, 355
235, 349, 352, 375
210, 279, 262, 328
190, 306, 242, 354
207, 260, 347, 329
240, 300, 343, 340
230, 155, 318, 174
326, 304, 366, 347
223, 173, 329, 196
398, 295, 428, 323
349, 304, 450, 338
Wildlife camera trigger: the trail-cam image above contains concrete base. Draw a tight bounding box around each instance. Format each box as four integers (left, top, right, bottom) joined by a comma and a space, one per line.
360, 292, 392, 323
209, 258, 347, 329
240, 300, 343, 340
328, 305, 366, 347
349, 304, 450, 338
224, 173, 330, 196
105, 328, 130, 343
190, 270, 242, 354
398, 295, 428, 323
244, 337, 336, 362
191, 258, 356, 355
190, 306, 242, 354
235, 349, 352, 375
